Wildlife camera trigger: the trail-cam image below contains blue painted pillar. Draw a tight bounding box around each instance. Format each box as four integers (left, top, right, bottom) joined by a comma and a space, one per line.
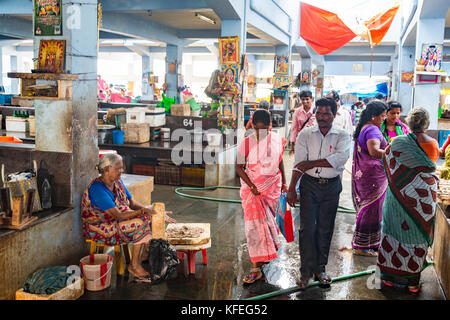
141, 55, 153, 100
10, 55, 18, 94
165, 44, 182, 101
397, 46, 415, 113
413, 17, 445, 129
275, 45, 293, 140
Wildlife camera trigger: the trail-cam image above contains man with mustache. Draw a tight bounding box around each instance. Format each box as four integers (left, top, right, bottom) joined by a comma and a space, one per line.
287, 98, 351, 290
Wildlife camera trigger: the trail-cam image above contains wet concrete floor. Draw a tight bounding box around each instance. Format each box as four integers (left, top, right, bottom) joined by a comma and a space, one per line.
81, 154, 446, 300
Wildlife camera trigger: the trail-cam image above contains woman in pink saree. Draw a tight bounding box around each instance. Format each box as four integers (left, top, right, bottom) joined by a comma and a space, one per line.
236, 109, 287, 284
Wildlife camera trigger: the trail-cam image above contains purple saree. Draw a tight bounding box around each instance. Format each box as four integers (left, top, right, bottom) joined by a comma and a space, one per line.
352, 125, 388, 250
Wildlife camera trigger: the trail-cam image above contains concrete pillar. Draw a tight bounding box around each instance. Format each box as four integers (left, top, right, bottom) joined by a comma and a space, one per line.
413, 17, 445, 129
275, 45, 293, 140
33, 0, 98, 244
165, 44, 182, 101
10, 55, 18, 94
398, 46, 415, 113
141, 55, 153, 100
313, 63, 324, 100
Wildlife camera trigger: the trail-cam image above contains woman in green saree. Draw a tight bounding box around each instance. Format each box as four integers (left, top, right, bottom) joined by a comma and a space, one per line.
377, 108, 439, 294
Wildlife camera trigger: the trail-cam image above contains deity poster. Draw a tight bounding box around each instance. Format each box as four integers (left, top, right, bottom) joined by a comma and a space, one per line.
274, 55, 289, 75
219, 36, 239, 65
273, 76, 291, 89
220, 64, 240, 84
34, 0, 62, 36
421, 44, 442, 72
38, 40, 66, 73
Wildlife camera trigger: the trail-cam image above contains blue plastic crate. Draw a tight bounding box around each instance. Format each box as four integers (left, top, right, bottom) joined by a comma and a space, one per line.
0, 94, 14, 105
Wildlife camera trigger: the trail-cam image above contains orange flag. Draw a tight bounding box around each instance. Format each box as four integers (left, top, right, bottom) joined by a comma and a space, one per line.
300, 2, 356, 55
364, 5, 400, 47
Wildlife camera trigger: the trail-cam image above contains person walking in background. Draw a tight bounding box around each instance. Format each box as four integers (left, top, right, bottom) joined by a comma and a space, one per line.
289, 90, 315, 155
377, 108, 439, 294
287, 98, 350, 290
326, 90, 353, 136
380, 101, 409, 143
245, 100, 272, 131
236, 109, 287, 284
351, 100, 388, 257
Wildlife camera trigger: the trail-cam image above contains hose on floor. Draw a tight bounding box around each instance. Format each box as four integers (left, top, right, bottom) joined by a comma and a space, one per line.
174, 186, 356, 214
245, 261, 435, 300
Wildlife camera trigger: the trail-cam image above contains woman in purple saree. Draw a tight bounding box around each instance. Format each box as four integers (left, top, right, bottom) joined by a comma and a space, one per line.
351, 100, 388, 256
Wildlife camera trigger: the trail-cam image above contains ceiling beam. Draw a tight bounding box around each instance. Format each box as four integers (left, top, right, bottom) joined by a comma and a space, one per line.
0, 0, 32, 15
204, 0, 241, 20
99, 0, 208, 11
0, 16, 32, 39
101, 12, 184, 46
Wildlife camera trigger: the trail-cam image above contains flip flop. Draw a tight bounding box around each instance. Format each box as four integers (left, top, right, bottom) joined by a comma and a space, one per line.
382, 280, 394, 288
128, 266, 152, 284
243, 268, 262, 284
408, 282, 422, 294
352, 249, 378, 257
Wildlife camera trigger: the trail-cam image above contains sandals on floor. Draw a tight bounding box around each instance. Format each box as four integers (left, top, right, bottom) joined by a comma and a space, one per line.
243, 267, 263, 284
128, 267, 152, 283
382, 280, 394, 288
314, 272, 332, 288
408, 282, 422, 294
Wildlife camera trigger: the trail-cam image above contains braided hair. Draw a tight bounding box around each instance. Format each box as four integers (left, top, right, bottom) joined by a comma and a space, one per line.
353, 100, 387, 140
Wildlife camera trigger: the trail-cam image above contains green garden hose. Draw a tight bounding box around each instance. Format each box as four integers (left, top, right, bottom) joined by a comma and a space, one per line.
245, 261, 434, 300
245, 269, 376, 300
174, 186, 356, 214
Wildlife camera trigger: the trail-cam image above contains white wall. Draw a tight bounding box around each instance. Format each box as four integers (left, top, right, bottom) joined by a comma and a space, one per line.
325, 61, 391, 77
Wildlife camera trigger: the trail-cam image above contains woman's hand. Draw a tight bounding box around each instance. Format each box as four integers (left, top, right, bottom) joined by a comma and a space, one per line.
165, 211, 177, 223
143, 207, 157, 216
250, 184, 260, 196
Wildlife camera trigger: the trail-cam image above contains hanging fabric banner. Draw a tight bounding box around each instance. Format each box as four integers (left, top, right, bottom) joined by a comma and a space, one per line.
299, 2, 356, 55
364, 4, 400, 47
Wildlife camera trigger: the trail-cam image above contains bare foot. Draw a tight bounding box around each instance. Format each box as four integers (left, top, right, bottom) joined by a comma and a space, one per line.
128, 264, 150, 278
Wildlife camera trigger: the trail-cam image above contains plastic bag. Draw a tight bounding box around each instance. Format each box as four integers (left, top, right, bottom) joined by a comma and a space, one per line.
147, 239, 179, 283
276, 193, 295, 243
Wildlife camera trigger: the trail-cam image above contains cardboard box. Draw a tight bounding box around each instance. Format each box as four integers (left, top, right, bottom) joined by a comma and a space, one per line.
122, 123, 150, 143
170, 104, 191, 116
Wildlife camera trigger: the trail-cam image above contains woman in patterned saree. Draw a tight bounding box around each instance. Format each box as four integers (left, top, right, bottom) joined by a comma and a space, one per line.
81, 153, 175, 283
236, 109, 287, 284
351, 100, 388, 256
377, 108, 439, 294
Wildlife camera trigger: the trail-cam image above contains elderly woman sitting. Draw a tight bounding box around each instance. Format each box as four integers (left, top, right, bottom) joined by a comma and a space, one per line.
81, 153, 175, 283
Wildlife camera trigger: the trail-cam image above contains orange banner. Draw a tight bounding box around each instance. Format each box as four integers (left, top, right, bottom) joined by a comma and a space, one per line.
364, 5, 400, 47
300, 2, 356, 55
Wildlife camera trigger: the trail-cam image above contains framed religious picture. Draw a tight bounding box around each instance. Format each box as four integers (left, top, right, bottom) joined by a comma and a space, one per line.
421, 44, 443, 72
168, 63, 176, 74
272, 75, 291, 89
300, 71, 311, 83
221, 64, 240, 84
315, 77, 323, 88
274, 55, 289, 75
38, 40, 66, 73
219, 36, 239, 65
34, 0, 62, 36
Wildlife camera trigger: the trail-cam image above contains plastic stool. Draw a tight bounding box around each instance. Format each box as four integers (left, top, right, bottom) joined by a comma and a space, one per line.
177, 249, 208, 275
86, 239, 132, 276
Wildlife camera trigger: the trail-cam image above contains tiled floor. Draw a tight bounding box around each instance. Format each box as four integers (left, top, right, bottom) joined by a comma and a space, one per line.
80, 153, 446, 300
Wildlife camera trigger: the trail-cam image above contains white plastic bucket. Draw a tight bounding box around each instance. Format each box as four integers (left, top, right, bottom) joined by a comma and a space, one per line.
80, 254, 113, 291
161, 128, 170, 141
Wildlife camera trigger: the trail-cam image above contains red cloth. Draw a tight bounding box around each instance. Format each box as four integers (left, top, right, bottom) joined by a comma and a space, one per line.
364, 5, 400, 47
300, 2, 356, 55
442, 135, 450, 152
110, 92, 131, 103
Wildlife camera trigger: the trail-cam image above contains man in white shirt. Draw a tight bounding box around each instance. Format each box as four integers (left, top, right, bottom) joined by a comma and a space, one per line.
287, 97, 351, 291
326, 90, 353, 136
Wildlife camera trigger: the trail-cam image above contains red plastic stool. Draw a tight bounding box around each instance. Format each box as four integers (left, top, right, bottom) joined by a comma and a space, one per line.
177, 249, 208, 275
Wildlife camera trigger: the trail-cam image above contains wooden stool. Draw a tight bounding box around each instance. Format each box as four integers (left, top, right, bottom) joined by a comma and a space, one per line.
86, 239, 132, 276
174, 240, 211, 275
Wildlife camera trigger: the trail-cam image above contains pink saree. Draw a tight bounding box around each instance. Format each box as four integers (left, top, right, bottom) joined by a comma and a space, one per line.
238, 131, 287, 263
